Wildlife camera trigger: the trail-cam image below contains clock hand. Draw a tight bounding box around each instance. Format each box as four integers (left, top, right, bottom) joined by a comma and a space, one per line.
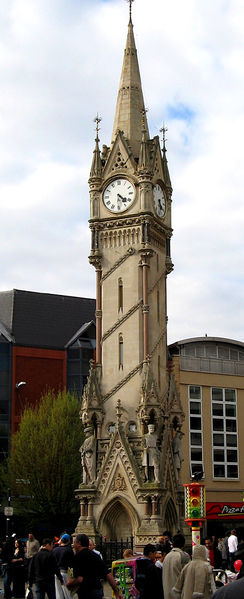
117, 193, 128, 203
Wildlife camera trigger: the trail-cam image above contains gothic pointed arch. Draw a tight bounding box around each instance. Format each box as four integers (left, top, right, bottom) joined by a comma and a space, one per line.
98, 495, 140, 539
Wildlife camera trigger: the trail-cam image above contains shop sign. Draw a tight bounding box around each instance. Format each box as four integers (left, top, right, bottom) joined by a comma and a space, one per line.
206, 502, 244, 519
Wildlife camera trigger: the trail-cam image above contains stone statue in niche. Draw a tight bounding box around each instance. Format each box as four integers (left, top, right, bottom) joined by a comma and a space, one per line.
172, 429, 184, 482
143, 424, 160, 482
80, 426, 96, 484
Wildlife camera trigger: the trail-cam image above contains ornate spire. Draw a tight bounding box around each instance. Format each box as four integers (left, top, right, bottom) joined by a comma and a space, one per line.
90, 115, 102, 179
160, 124, 172, 190
111, 3, 149, 158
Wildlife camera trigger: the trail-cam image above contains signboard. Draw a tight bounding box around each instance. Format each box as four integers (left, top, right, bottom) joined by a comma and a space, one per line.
206, 502, 244, 519
4, 507, 13, 516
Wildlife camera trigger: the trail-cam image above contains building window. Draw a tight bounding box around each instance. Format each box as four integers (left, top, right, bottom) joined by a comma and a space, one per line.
212, 387, 238, 479
188, 385, 204, 477
118, 278, 123, 313
119, 334, 123, 370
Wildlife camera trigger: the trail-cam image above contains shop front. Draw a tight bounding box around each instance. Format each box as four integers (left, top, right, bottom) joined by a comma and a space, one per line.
206, 502, 244, 540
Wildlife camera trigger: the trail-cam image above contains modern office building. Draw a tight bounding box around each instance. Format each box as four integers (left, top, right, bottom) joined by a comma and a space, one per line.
169, 336, 244, 536
0, 289, 95, 459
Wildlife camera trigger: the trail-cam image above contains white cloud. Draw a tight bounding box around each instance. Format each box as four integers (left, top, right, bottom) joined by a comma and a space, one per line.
0, 0, 244, 343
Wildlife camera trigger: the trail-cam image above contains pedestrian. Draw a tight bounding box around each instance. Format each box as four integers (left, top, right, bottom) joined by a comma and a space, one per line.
155, 544, 167, 569
135, 543, 164, 599
89, 539, 103, 559
205, 538, 222, 569
123, 549, 133, 559
162, 533, 190, 599
26, 533, 40, 562
28, 538, 63, 599
66, 533, 122, 599
53, 534, 74, 599
211, 576, 244, 599
228, 530, 238, 572
11, 539, 26, 598
2, 535, 16, 599
172, 544, 216, 599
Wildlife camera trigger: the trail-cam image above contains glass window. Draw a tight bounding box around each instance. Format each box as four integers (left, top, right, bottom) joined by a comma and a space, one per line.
191, 448, 202, 461
189, 385, 203, 477
225, 389, 236, 401
214, 464, 225, 478
226, 420, 236, 432
226, 434, 237, 447
212, 388, 223, 401
213, 419, 224, 431
227, 465, 238, 478
212, 403, 223, 416
225, 405, 236, 418
191, 432, 202, 445
227, 450, 238, 462
190, 401, 201, 415
214, 449, 225, 462
212, 388, 238, 479
189, 386, 201, 399
213, 433, 224, 446
190, 417, 202, 430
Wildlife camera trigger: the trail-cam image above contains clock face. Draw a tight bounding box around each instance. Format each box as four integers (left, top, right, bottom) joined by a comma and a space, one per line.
103, 178, 135, 213
153, 183, 166, 218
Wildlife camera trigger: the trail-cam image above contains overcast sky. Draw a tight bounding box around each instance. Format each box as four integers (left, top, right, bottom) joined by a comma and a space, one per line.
1, 0, 244, 344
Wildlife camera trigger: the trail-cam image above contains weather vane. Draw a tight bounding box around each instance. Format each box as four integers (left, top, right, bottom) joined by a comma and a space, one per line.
160, 123, 168, 149
93, 114, 102, 139
126, 0, 135, 23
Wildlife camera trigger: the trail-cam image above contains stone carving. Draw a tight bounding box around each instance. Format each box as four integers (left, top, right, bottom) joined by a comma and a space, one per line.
111, 473, 127, 492
143, 424, 160, 482
80, 427, 96, 485
172, 430, 184, 482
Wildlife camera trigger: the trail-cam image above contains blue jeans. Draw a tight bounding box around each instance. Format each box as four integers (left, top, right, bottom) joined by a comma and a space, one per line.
35, 580, 56, 599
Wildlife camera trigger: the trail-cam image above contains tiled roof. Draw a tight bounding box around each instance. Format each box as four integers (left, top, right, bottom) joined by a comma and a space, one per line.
0, 289, 96, 349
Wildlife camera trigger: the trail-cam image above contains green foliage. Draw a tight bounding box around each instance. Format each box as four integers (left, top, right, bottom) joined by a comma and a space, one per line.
10, 390, 83, 523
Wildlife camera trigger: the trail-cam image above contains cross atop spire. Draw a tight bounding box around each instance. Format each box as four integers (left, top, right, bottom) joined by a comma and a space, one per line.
126, 0, 135, 24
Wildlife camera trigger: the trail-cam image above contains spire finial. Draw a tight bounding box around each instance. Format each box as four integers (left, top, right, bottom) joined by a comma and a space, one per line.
93, 114, 102, 141
126, 0, 135, 24
160, 123, 168, 150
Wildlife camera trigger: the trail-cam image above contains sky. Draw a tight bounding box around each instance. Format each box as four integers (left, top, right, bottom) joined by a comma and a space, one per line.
1, 0, 244, 344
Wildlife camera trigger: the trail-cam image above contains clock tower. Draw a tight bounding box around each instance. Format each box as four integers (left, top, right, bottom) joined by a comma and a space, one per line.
75, 2, 185, 546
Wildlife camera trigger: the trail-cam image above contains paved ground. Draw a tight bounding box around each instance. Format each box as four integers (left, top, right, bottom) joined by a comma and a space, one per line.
0, 575, 112, 599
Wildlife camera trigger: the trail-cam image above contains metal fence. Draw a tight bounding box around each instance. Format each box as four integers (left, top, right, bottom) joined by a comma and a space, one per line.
97, 536, 134, 568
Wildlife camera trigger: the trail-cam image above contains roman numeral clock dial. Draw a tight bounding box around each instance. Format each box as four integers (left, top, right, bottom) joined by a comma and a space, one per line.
103, 178, 135, 213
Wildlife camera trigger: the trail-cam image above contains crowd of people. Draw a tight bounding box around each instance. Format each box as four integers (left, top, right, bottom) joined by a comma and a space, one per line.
0, 528, 243, 599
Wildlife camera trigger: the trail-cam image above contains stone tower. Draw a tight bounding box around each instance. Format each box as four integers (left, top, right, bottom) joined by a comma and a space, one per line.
75, 3, 185, 547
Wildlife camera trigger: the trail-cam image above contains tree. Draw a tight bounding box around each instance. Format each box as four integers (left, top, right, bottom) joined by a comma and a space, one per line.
9, 390, 83, 531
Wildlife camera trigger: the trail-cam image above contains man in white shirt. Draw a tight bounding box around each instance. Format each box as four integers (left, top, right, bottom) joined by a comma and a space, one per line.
228, 529, 238, 572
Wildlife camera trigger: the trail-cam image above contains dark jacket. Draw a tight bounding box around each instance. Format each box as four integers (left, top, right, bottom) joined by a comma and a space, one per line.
29, 548, 63, 585
211, 577, 244, 599
135, 557, 164, 599
52, 545, 74, 570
